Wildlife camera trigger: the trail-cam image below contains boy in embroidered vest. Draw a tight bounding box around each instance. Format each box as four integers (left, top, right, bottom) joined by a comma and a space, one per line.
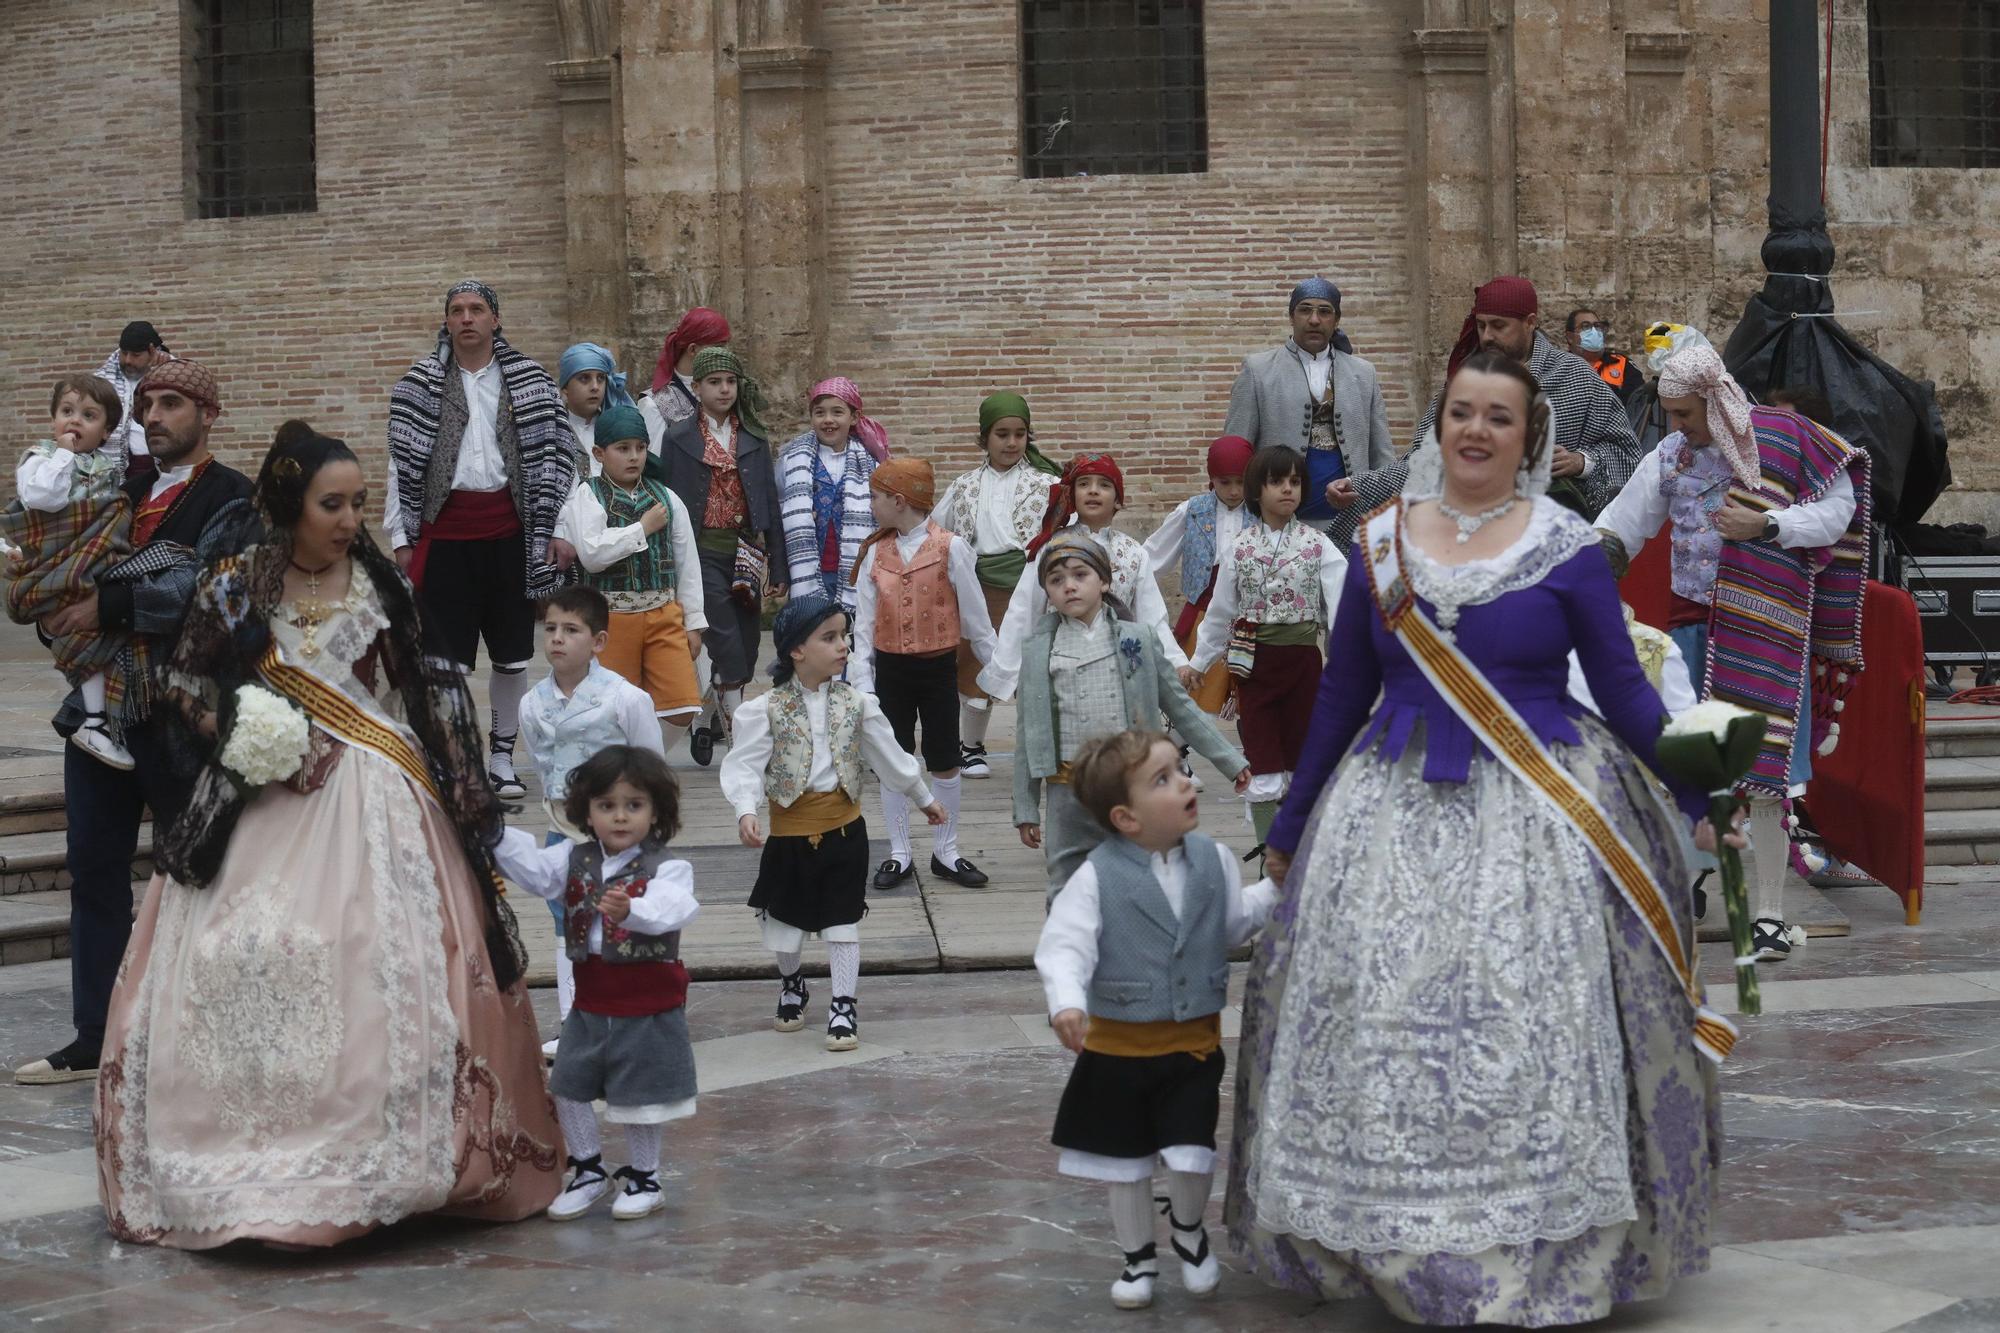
1143, 435, 1254, 715
978, 451, 1186, 704
493, 746, 698, 1223
722, 595, 943, 1052
1015, 531, 1249, 903
1187, 446, 1347, 847
1036, 729, 1276, 1311
776, 376, 888, 608
517, 585, 667, 1051
930, 391, 1063, 777
1595, 343, 1867, 962
555, 404, 707, 743
849, 458, 998, 890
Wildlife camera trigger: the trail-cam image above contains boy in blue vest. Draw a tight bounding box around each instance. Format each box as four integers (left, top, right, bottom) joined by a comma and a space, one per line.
1142, 435, 1254, 715
1034, 728, 1276, 1310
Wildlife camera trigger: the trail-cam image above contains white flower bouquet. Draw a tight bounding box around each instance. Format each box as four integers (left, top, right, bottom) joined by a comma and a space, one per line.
218, 684, 310, 791
1655, 700, 1768, 1014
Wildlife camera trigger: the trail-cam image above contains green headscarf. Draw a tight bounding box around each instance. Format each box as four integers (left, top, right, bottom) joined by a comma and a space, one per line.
689, 346, 772, 440
592, 403, 649, 449
977, 390, 1061, 476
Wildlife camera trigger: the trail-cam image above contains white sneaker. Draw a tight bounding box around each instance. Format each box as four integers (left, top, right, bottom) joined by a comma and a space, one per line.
1169, 1218, 1220, 1297
540, 1037, 559, 1064
1110, 1246, 1158, 1309
546, 1156, 611, 1221
70, 720, 134, 771
1751, 916, 1807, 962
959, 743, 991, 779
610, 1166, 664, 1220
487, 749, 526, 800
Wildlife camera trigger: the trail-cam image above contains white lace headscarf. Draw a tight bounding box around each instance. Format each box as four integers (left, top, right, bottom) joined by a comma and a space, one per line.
1656, 343, 1760, 488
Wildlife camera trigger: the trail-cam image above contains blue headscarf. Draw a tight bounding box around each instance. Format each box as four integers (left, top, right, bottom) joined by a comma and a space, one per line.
558, 341, 635, 410
769, 593, 849, 684
1287, 276, 1353, 353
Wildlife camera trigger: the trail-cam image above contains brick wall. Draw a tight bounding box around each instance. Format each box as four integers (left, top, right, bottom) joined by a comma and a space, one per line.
0, 0, 569, 497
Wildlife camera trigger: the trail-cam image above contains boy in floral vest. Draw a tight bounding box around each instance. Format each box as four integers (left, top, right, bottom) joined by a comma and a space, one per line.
720, 595, 943, 1052
849, 457, 998, 890
1143, 435, 1254, 714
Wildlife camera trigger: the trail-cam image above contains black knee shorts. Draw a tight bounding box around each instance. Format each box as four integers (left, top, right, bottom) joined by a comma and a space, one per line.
873, 649, 961, 772
420, 534, 536, 668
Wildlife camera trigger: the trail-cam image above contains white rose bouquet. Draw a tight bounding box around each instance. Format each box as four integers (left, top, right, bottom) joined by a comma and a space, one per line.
217, 684, 311, 791
1656, 700, 1768, 1014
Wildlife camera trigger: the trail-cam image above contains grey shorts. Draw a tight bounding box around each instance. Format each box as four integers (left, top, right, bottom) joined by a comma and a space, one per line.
549, 1005, 699, 1123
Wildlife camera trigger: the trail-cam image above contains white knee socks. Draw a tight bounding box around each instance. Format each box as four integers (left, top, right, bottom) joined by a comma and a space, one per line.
1107, 1179, 1155, 1253
881, 788, 911, 869
959, 695, 991, 746
489, 663, 530, 750
1164, 1169, 1211, 1231
625, 1122, 662, 1174
556, 1096, 601, 1161
828, 940, 860, 998
556, 948, 575, 1020
1748, 798, 1790, 921
774, 949, 803, 978
81, 671, 107, 715
718, 686, 743, 723
930, 774, 962, 864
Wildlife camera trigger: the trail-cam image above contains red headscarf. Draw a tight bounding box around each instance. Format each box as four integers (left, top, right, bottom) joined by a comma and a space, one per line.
1445, 276, 1540, 377
1207, 434, 1254, 479
650, 307, 731, 393
1026, 453, 1123, 556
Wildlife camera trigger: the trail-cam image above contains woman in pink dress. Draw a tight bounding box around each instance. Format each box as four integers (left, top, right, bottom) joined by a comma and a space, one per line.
95, 423, 562, 1248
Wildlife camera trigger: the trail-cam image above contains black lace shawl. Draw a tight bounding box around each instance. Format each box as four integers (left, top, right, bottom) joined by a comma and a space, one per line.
152, 529, 529, 991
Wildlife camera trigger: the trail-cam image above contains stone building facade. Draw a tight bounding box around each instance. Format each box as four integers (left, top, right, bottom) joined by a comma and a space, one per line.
0, 0, 1989, 527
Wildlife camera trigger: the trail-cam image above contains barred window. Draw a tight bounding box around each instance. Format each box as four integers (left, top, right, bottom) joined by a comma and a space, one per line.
1869, 0, 2000, 167
189, 0, 317, 217
1020, 0, 1207, 179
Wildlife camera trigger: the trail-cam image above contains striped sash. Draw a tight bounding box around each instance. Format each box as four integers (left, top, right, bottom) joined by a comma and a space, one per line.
257, 643, 441, 807
1360, 501, 1736, 1063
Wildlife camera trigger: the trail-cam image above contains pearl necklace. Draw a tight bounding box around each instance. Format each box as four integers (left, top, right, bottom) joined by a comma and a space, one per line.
1436, 494, 1520, 544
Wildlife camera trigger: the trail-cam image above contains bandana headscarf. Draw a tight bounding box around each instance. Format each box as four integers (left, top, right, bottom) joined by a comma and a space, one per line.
688, 345, 771, 440
133, 356, 221, 414
769, 593, 848, 683
1026, 453, 1123, 557
977, 391, 1062, 476
1446, 275, 1540, 377
869, 456, 934, 510
1657, 343, 1760, 488
592, 404, 649, 449
1640, 320, 1716, 376
444, 279, 499, 318
120, 321, 167, 354
1207, 434, 1254, 478
651, 307, 731, 394
1289, 277, 1341, 313
809, 376, 890, 462
559, 342, 635, 410
1035, 527, 1113, 586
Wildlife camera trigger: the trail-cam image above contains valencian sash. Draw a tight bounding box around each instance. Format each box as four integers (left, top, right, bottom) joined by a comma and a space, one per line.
257, 642, 442, 806
1359, 501, 1737, 1063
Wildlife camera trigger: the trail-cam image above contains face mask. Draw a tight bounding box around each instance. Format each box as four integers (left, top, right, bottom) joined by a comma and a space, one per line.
1578, 326, 1606, 354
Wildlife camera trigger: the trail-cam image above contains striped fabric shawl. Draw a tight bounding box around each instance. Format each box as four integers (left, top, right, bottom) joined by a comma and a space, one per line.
387, 334, 572, 598
777, 432, 877, 607
1705, 408, 1872, 794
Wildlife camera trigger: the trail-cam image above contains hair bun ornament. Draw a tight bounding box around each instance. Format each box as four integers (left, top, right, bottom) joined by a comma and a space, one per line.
273, 456, 303, 483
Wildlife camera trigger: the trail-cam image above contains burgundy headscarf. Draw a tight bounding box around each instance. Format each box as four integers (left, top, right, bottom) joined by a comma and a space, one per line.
1445, 276, 1540, 377
1207, 434, 1254, 478
650, 307, 731, 393
1026, 453, 1124, 557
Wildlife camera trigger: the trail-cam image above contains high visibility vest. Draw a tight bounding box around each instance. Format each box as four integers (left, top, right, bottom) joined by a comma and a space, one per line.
1597, 354, 1630, 388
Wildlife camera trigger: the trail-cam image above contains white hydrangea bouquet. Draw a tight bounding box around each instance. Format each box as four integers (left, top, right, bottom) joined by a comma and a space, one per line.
1655, 700, 1768, 1014
217, 684, 311, 792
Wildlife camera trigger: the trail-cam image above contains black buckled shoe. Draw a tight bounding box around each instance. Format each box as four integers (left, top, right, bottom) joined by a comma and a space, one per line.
929, 854, 989, 887
688, 719, 716, 767
825, 995, 859, 1052
773, 970, 809, 1033
873, 858, 914, 890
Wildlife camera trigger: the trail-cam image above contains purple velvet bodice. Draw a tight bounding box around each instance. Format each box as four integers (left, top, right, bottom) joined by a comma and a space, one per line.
1267, 540, 1698, 854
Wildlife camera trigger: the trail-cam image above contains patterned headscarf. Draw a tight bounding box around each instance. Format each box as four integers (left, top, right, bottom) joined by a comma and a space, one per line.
1035, 527, 1113, 585
559, 342, 635, 411
977, 391, 1062, 476
444, 279, 500, 318
133, 356, 222, 414
809, 376, 890, 462
1657, 343, 1760, 488
592, 404, 649, 449
688, 345, 771, 440
1027, 453, 1123, 557
1207, 434, 1254, 478
769, 592, 849, 683
1446, 275, 1540, 377
652, 307, 731, 394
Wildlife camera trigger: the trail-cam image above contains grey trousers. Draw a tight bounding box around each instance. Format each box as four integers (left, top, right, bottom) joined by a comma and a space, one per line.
1043, 782, 1107, 904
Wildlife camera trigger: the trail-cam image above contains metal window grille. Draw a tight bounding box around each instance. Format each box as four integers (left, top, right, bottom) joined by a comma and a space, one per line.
1869, 0, 2000, 167
1020, 0, 1208, 179
192, 0, 317, 218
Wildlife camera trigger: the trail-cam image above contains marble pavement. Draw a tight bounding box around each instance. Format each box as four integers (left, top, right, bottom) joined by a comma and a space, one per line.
0, 627, 1995, 1328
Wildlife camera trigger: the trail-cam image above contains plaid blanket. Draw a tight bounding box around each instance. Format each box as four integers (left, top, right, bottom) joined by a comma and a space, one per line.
2, 493, 132, 685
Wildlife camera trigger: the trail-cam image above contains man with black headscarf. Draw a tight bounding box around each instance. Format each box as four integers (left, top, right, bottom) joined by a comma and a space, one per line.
1223, 277, 1395, 548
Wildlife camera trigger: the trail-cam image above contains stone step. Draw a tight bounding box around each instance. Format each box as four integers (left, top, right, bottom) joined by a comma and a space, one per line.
0, 888, 70, 965
1923, 808, 2000, 866
0, 781, 66, 837
1925, 756, 2000, 811
1924, 714, 2000, 759
0, 827, 154, 896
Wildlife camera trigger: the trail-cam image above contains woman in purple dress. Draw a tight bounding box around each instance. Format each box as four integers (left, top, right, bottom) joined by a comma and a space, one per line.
1224, 351, 1724, 1326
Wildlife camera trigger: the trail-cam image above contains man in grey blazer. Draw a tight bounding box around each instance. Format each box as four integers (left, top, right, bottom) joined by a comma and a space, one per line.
1223, 277, 1396, 547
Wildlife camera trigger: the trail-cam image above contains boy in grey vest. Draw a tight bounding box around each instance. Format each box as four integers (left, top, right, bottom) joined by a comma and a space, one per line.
1034, 730, 1277, 1311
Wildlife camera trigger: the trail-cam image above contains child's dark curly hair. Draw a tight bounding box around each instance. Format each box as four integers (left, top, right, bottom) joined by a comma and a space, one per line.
563, 745, 682, 844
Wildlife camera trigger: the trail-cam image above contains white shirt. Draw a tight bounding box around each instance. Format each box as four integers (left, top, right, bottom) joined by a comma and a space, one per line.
1566, 634, 1699, 721
15, 446, 106, 512
972, 462, 1039, 554
849, 526, 997, 694
567, 409, 597, 472
1033, 840, 1277, 1018
451, 360, 509, 492
552, 481, 708, 630
1294, 343, 1333, 400
818, 443, 847, 486
703, 412, 736, 455
978, 523, 1186, 701
1596, 437, 1859, 562
491, 830, 700, 957
516, 663, 667, 804
1142, 495, 1250, 587
1191, 520, 1349, 673
148, 461, 193, 502
719, 680, 934, 821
